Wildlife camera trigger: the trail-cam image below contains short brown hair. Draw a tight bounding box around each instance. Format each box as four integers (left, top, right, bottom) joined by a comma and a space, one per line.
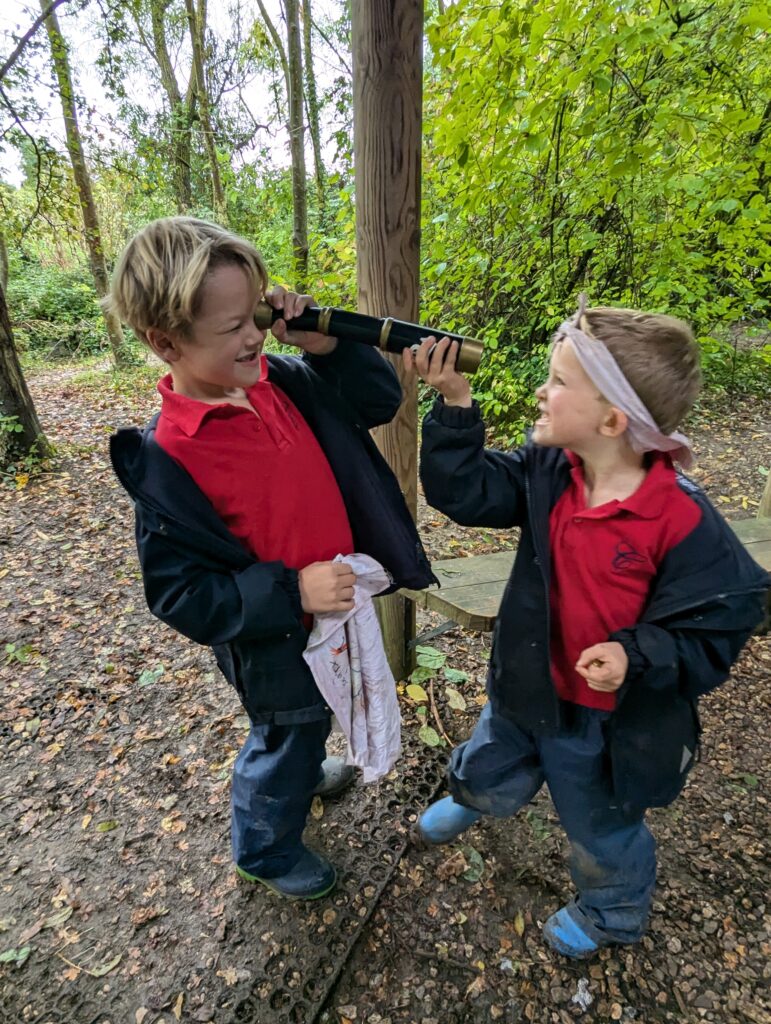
581, 307, 701, 432
103, 217, 269, 343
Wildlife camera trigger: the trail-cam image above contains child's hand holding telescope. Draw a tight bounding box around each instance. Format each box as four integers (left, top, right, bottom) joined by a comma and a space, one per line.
403, 335, 472, 408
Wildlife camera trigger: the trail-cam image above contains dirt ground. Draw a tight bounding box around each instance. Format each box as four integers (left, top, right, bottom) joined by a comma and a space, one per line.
0, 365, 769, 1024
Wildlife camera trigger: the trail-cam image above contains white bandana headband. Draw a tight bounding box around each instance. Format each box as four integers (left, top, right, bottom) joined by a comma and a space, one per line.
555, 294, 695, 469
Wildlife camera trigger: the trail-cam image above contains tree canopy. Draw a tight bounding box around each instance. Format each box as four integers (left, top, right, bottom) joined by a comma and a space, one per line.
0, 0, 768, 456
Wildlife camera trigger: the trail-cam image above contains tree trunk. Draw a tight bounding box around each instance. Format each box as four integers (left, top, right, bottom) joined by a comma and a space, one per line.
352, 0, 423, 680
149, 0, 193, 212
285, 0, 309, 288
40, 1, 127, 367
184, 0, 227, 224
0, 230, 8, 294
759, 471, 771, 519
0, 283, 51, 470
302, 0, 326, 222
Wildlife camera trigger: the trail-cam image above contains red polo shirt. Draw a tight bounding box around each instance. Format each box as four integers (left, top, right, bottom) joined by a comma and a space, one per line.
549, 451, 701, 711
153, 358, 353, 576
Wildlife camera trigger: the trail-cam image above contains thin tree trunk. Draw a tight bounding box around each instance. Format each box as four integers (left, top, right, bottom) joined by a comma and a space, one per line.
255, 0, 289, 87
352, 0, 423, 679
254, 0, 308, 281
149, 0, 193, 211
302, 0, 325, 221
184, 0, 227, 224
40, 0, 127, 367
285, 0, 309, 287
0, 283, 51, 470
0, 230, 8, 294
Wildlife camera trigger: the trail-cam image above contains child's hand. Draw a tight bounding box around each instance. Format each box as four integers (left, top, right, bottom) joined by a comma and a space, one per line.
575, 642, 628, 692
266, 286, 337, 355
299, 561, 356, 614
402, 335, 472, 407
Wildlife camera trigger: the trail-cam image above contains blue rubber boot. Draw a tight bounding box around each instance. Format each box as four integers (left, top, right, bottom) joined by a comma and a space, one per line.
543, 906, 602, 959
416, 796, 482, 845
236, 846, 336, 900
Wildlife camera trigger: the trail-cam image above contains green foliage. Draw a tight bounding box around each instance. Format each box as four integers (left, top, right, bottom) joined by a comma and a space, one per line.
0, 429, 54, 490
7, 262, 106, 357
423, 0, 771, 437
69, 362, 161, 402
696, 329, 771, 397
1, 0, 767, 444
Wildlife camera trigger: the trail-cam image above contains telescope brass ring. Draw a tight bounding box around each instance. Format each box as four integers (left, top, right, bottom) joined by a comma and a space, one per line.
457, 336, 484, 375
253, 301, 273, 330
317, 307, 333, 335
379, 317, 394, 351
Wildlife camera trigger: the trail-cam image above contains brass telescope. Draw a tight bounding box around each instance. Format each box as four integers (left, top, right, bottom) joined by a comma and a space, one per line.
253, 302, 485, 374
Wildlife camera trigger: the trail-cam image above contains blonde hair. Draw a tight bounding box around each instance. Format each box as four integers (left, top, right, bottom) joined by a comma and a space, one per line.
103, 217, 269, 342
580, 307, 701, 432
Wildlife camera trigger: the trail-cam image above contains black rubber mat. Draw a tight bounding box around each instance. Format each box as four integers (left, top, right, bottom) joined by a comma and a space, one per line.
5, 734, 448, 1024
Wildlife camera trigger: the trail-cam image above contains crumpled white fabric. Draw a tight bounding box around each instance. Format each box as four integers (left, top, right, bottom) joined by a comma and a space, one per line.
302, 554, 401, 783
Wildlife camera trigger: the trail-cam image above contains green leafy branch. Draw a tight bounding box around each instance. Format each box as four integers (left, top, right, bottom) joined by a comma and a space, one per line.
405, 645, 470, 748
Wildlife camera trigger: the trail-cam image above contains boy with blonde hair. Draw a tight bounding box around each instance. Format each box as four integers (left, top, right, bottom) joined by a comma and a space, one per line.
108, 217, 433, 899
405, 298, 768, 957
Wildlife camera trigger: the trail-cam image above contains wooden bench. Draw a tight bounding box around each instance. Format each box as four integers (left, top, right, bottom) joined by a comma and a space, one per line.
402, 512, 771, 637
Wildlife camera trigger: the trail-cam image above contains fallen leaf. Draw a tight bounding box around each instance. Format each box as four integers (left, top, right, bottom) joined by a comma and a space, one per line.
131, 906, 169, 927
217, 967, 238, 986
0, 946, 32, 966
418, 725, 441, 747
444, 667, 468, 684
406, 683, 428, 703
514, 911, 525, 936
43, 906, 73, 929
310, 796, 324, 820
173, 993, 184, 1020
462, 846, 485, 883
445, 687, 467, 711
161, 817, 187, 834
90, 953, 122, 977
436, 850, 468, 881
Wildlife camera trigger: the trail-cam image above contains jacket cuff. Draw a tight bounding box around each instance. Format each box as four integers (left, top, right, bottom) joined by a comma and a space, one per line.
283, 567, 304, 620
431, 395, 481, 428
610, 628, 648, 684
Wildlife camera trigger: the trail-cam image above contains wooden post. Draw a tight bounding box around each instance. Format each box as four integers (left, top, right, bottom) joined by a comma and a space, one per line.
352, 1, 423, 680
759, 470, 771, 519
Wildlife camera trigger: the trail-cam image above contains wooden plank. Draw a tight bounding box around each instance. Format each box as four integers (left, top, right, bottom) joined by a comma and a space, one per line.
730, 519, 771, 570
401, 551, 515, 631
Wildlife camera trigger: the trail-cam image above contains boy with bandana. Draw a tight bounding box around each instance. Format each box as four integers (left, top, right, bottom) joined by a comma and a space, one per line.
404, 298, 768, 957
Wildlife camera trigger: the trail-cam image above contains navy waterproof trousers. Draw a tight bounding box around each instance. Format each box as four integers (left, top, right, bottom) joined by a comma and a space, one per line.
231, 716, 331, 878
450, 701, 656, 944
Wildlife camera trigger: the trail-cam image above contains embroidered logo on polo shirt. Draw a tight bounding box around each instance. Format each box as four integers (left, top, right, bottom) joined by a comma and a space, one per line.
612, 541, 646, 572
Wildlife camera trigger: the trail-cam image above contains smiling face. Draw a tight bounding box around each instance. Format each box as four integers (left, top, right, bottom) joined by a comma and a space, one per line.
157, 261, 266, 400
532, 336, 612, 451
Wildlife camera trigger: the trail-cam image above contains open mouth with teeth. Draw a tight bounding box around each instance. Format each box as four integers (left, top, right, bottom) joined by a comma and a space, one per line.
236, 351, 260, 364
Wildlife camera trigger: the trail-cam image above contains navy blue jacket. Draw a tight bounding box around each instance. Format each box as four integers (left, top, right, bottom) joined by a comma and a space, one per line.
110, 343, 434, 725
421, 397, 769, 813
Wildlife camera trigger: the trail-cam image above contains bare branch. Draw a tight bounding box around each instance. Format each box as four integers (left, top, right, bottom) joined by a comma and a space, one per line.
0, 0, 73, 83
